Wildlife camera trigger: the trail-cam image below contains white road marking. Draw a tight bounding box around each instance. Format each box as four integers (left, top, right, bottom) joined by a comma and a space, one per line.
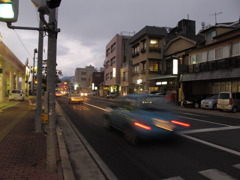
161, 176, 185, 180
84, 102, 108, 112
181, 112, 208, 117
233, 164, 240, 170
181, 134, 240, 157
180, 126, 240, 134
178, 115, 231, 127
199, 169, 237, 180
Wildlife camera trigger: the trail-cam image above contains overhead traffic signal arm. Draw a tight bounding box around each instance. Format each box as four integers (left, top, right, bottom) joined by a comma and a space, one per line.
0, 0, 19, 23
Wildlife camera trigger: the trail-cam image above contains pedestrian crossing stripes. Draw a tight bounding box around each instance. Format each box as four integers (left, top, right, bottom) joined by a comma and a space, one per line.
161, 164, 240, 180
73, 105, 90, 111
199, 169, 237, 180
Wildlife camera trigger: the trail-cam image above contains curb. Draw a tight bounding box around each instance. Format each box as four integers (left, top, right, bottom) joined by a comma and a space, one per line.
56, 101, 117, 180
57, 125, 76, 180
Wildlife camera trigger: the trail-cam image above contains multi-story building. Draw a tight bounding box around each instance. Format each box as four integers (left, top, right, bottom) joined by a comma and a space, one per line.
180, 20, 240, 98
104, 34, 131, 94
74, 65, 96, 91
130, 26, 168, 94
89, 71, 104, 93
149, 19, 203, 103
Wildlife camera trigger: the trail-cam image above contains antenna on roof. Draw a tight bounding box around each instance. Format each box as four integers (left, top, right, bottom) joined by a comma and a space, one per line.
209, 12, 222, 25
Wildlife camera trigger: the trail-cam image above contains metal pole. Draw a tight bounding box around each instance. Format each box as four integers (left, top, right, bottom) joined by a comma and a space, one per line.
31, 49, 37, 95
46, 8, 58, 173
35, 11, 44, 133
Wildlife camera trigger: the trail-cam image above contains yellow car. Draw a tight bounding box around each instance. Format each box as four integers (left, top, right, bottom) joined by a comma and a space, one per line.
69, 93, 84, 104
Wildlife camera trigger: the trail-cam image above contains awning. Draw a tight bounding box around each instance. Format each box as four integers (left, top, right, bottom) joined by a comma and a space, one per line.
149, 75, 178, 80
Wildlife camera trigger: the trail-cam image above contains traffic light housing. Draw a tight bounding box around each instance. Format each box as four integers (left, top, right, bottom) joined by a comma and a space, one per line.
0, 0, 19, 22
46, 0, 61, 9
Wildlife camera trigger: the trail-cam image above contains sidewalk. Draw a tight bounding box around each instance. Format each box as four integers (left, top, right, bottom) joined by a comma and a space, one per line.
0, 98, 64, 180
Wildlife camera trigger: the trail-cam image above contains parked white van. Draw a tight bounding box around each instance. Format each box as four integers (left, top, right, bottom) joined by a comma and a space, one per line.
217, 92, 240, 113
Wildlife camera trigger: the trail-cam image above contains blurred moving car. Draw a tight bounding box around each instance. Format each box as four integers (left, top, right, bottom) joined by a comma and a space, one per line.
201, 94, 218, 110
80, 92, 88, 96
69, 93, 84, 104
104, 94, 190, 145
9, 89, 24, 101
107, 92, 118, 98
55, 91, 63, 97
88, 91, 96, 96
217, 92, 240, 113
182, 94, 210, 108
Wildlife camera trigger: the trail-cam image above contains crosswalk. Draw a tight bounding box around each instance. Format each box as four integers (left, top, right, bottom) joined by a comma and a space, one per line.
72, 105, 90, 111
162, 164, 240, 180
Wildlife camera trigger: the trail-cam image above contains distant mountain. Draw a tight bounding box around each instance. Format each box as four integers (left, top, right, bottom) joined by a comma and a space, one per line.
61, 76, 73, 81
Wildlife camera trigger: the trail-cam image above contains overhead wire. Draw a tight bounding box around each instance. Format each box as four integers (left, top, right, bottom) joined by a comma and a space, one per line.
13, 30, 33, 58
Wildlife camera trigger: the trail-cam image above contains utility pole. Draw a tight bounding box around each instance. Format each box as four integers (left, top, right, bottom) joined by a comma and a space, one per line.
35, 11, 44, 133
46, 8, 58, 173
31, 48, 37, 95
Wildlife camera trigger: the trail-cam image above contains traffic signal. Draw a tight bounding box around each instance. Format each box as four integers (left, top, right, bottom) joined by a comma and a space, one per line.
46, 0, 61, 9
0, 0, 19, 22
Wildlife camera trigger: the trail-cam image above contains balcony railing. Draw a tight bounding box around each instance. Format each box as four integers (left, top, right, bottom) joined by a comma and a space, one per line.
149, 47, 161, 53
131, 52, 140, 58
181, 56, 240, 74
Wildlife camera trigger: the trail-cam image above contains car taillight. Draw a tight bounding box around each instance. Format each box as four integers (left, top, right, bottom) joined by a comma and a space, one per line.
134, 122, 152, 130
171, 120, 190, 127
229, 98, 232, 105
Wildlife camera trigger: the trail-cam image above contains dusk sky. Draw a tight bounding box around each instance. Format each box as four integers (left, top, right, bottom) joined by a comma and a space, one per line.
0, 0, 239, 76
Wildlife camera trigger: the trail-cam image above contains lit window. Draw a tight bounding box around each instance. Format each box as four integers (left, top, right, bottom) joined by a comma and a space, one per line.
149, 61, 158, 72
150, 39, 159, 48
173, 59, 178, 74
113, 68, 116, 78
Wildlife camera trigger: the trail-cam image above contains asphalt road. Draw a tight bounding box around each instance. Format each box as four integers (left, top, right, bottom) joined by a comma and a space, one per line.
57, 96, 240, 180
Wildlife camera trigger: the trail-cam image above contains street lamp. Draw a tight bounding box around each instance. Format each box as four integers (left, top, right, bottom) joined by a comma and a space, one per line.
31, 48, 37, 95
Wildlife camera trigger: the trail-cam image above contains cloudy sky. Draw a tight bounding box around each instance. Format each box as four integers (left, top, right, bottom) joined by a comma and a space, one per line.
0, 0, 239, 76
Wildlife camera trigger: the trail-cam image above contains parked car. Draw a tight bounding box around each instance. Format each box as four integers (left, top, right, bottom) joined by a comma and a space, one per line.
182, 94, 210, 108
69, 93, 84, 104
217, 92, 240, 113
201, 94, 218, 110
9, 89, 24, 101
107, 92, 118, 98
104, 94, 190, 145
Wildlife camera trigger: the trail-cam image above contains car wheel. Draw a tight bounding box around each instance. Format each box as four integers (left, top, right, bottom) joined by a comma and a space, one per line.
232, 106, 238, 113
104, 117, 112, 130
124, 126, 139, 145
212, 104, 217, 110
194, 103, 199, 108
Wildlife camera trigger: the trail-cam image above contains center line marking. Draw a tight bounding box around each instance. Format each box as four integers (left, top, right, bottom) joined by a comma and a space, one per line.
178, 115, 231, 127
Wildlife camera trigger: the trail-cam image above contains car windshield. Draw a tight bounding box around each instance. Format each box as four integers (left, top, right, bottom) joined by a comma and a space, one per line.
219, 93, 229, 99
70, 93, 80, 97
207, 95, 218, 99
12, 90, 21, 93
113, 94, 172, 112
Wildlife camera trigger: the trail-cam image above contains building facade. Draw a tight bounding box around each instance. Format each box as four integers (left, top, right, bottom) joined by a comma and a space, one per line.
74, 65, 97, 91
104, 34, 131, 95
0, 40, 27, 102
180, 21, 240, 98
130, 26, 168, 94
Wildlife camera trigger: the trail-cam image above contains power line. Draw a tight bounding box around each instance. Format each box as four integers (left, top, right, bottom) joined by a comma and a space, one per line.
13, 29, 33, 58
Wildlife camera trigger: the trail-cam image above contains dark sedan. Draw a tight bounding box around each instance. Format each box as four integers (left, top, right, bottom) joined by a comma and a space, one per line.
182, 94, 211, 108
